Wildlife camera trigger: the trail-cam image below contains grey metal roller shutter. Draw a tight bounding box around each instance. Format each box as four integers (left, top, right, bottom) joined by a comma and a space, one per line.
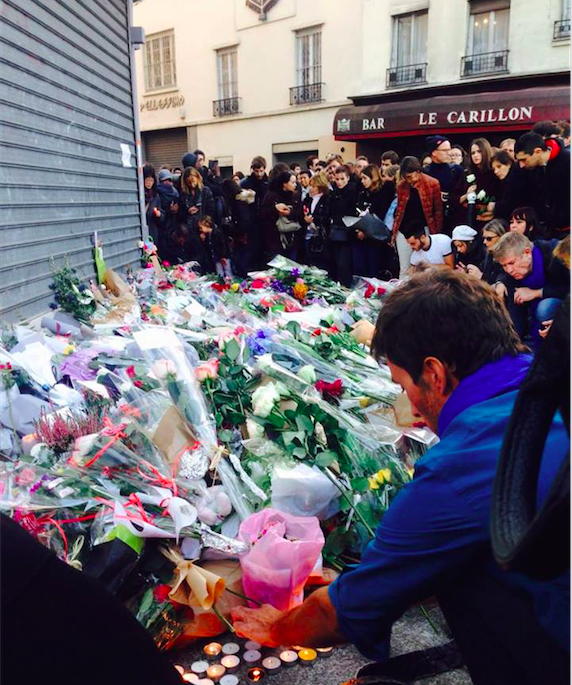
142, 127, 188, 171
0, 0, 143, 322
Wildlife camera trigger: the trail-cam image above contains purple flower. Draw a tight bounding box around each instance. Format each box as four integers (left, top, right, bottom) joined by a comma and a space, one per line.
270, 279, 287, 293
291, 268, 300, 278
246, 328, 274, 356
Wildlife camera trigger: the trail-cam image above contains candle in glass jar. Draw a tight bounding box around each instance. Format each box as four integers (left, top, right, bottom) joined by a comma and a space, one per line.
191, 661, 209, 676
243, 650, 261, 664
279, 650, 298, 667
220, 655, 240, 672
247, 667, 266, 682
222, 642, 241, 656
204, 643, 223, 660
261, 656, 281, 675
220, 676, 240, 685
206, 664, 226, 682
298, 648, 318, 666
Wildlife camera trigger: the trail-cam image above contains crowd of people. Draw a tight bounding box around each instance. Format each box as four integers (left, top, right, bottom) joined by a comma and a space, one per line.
143, 119, 570, 349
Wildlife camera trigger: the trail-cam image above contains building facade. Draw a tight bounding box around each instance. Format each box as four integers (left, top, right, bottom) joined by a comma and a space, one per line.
134, 0, 570, 174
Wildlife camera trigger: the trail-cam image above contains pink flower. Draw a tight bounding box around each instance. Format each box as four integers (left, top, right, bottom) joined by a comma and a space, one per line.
195, 358, 219, 382
126, 366, 136, 378
153, 584, 171, 603
162, 261, 171, 267
251, 279, 266, 289
145, 263, 153, 269
16, 467, 36, 486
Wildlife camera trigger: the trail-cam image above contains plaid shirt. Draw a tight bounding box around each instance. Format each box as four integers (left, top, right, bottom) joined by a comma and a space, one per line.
393, 173, 443, 236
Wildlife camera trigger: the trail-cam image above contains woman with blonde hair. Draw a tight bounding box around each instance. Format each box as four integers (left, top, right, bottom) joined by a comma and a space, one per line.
179, 166, 215, 232
303, 171, 331, 270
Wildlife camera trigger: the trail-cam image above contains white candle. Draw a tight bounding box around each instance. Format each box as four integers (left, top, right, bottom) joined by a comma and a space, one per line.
174, 664, 186, 675
183, 675, 200, 684
316, 646, 334, 658
198, 680, 215, 685
220, 676, 240, 685
222, 642, 241, 656
220, 655, 240, 672
206, 664, 226, 682
261, 656, 281, 675
243, 650, 262, 664
244, 640, 262, 651
191, 661, 209, 676
279, 650, 298, 667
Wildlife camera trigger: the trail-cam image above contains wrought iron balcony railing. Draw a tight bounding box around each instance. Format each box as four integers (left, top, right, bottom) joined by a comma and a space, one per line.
386, 63, 428, 88
554, 18, 571, 40
461, 50, 509, 77
290, 82, 324, 105
213, 97, 241, 117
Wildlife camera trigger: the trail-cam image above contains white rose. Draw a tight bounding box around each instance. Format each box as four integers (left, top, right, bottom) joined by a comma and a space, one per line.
315, 422, 327, 445
477, 189, 487, 201
252, 382, 280, 418
151, 359, 177, 380
466, 174, 476, 184
137, 241, 145, 248
298, 365, 317, 384
246, 418, 265, 439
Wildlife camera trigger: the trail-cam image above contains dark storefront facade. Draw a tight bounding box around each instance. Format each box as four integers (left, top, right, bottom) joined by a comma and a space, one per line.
334, 73, 570, 162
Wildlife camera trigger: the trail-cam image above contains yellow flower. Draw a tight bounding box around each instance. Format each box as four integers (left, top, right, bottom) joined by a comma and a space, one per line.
375, 468, 392, 484
150, 304, 165, 316
292, 282, 308, 302
407, 467, 415, 480
63, 343, 75, 356
368, 477, 380, 490
231, 283, 240, 292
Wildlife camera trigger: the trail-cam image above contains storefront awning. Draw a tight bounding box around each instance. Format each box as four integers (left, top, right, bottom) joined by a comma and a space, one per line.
334, 85, 570, 140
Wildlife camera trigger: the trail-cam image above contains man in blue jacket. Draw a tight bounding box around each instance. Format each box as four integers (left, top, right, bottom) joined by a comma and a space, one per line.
233, 269, 569, 685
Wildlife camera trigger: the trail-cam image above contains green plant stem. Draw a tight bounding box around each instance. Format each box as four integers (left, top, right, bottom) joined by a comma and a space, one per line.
225, 587, 263, 606
212, 603, 235, 633
322, 467, 376, 538
420, 605, 441, 635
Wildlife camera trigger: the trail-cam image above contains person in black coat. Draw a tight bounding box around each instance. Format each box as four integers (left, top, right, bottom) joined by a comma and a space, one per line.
143, 164, 165, 251
178, 167, 216, 231
353, 164, 395, 279
492, 150, 538, 223
221, 179, 257, 277
241, 156, 270, 269
198, 216, 231, 276
514, 132, 571, 237
260, 169, 303, 262
466, 218, 508, 285
154, 169, 180, 259
451, 224, 486, 269
303, 171, 331, 272
329, 164, 358, 287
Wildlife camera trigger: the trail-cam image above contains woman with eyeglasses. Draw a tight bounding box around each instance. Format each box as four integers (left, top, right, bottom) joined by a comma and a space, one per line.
466, 218, 508, 285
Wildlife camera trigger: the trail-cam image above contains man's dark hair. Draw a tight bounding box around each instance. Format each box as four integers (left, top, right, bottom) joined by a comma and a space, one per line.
306, 154, 318, 170
289, 161, 301, 171
557, 119, 570, 139
299, 170, 311, 178
381, 150, 400, 164
193, 149, 205, 158
335, 164, 351, 177
400, 156, 422, 175
251, 155, 267, 170
531, 121, 561, 139
356, 155, 369, 162
491, 150, 514, 167
515, 132, 548, 156
371, 269, 527, 383
317, 160, 327, 167
402, 219, 426, 239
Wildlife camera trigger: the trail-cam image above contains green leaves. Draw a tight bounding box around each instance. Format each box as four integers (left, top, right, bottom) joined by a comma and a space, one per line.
295, 415, 314, 434
351, 477, 370, 493
224, 338, 240, 361
315, 450, 337, 468
284, 321, 301, 338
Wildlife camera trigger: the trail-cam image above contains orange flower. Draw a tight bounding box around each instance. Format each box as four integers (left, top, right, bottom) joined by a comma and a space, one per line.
292, 282, 308, 302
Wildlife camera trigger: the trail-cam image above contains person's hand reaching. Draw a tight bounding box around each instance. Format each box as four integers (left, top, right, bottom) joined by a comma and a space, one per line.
231, 604, 285, 647
350, 319, 375, 347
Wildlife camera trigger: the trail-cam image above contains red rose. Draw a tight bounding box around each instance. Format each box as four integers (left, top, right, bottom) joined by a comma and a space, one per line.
134, 380, 144, 389
312, 328, 322, 337
251, 279, 266, 289
364, 284, 375, 299
126, 366, 136, 378
315, 378, 344, 399
377, 287, 386, 295
153, 584, 171, 603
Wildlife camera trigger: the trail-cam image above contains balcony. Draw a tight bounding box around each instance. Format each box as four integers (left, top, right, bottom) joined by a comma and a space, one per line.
461, 50, 509, 77
290, 82, 324, 105
386, 63, 428, 88
554, 18, 571, 40
213, 97, 241, 117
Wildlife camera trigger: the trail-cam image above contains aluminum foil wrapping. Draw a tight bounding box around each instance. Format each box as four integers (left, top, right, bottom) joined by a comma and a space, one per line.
179, 448, 210, 480
199, 524, 249, 556
228, 453, 267, 502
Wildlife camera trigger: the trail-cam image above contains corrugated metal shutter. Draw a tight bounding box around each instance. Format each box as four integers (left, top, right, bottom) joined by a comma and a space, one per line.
142, 127, 188, 171
0, 0, 143, 322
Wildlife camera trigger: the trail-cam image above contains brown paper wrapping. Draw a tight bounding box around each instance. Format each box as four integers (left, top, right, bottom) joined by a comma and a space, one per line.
162, 546, 225, 610
91, 269, 138, 324
152, 406, 198, 468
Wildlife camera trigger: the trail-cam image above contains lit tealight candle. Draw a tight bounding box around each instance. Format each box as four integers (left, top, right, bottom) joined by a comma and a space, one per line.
183, 675, 200, 684
175, 665, 186, 675
261, 656, 281, 676
191, 661, 209, 677
206, 664, 226, 682
247, 667, 266, 682
243, 650, 262, 665
221, 655, 240, 672
244, 640, 262, 651
222, 642, 241, 656
198, 680, 215, 685
279, 650, 298, 667
204, 643, 223, 660
316, 646, 334, 658
220, 676, 240, 685
298, 648, 318, 666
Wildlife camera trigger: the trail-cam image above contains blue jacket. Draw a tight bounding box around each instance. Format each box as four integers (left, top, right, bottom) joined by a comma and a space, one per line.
329, 354, 569, 661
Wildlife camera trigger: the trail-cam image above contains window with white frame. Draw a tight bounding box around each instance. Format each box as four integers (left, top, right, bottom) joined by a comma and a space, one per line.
563, 0, 571, 20
296, 27, 322, 86
391, 11, 428, 67
467, 5, 510, 55
217, 48, 238, 100
144, 31, 176, 91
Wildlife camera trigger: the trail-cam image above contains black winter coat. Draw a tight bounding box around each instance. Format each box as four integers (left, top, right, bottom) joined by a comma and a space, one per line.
329, 183, 358, 242
178, 186, 216, 230
533, 145, 571, 232
303, 193, 331, 242
356, 185, 395, 220
200, 227, 229, 273
241, 174, 269, 223
494, 164, 537, 222
260, 188, 303, 256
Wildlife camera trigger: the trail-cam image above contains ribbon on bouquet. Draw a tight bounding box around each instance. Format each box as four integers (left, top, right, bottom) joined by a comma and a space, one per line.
84, 418, 128, 468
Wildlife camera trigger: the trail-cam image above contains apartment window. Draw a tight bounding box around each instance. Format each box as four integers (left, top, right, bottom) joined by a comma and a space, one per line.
217, 48, 238, 99
554, 0, 571, 39
144, 31, 176, 91
462, 1, 510, 76
296, 27, 322, 87
388, 11, 428, 87
391, 11, 428, 68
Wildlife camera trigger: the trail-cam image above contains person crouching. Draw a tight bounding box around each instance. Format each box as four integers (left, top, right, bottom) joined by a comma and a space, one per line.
198, 216, 232, 277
